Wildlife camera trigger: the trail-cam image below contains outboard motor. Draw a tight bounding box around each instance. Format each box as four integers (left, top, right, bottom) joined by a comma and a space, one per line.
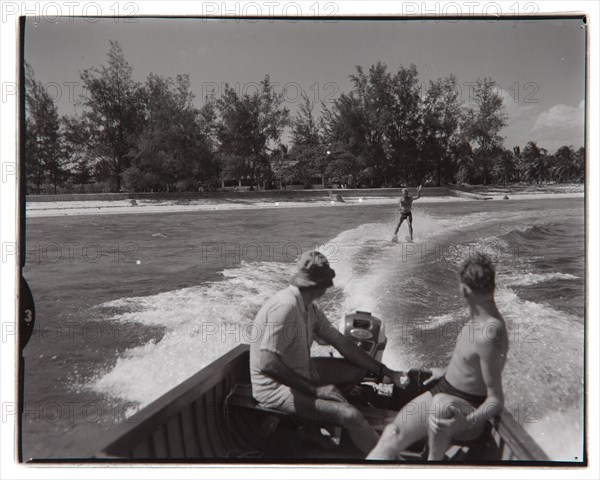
342, 311, 434, 410
340, 311, 387, 362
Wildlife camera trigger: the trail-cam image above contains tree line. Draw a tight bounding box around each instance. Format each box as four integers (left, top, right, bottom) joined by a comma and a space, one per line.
25, 41, 584, 194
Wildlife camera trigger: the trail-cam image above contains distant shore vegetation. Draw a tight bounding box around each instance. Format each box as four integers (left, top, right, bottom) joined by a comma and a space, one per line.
25, 41, 584, 195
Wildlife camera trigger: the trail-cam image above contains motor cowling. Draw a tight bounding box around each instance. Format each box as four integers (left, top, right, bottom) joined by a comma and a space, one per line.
340, 311, 387, 362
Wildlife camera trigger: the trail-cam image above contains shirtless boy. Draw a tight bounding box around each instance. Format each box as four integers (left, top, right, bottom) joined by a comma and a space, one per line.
392, 185, 422, 242
367, 252, 509, 460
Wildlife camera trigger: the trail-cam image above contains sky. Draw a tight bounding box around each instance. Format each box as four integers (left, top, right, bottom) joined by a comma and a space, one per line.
24, 16, 586, 152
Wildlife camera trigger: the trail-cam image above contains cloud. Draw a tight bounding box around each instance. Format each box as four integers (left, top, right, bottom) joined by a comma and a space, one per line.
529, 100, 585, 151
502, 98, 584, 152
500, 88, 537, 122
533, 100, 584, 132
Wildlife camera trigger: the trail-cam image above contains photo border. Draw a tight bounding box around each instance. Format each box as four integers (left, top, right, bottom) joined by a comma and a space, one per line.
1, 1, 598, 479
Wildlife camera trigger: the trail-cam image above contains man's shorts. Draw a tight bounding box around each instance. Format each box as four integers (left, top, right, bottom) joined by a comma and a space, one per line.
399, 212, 413, 222
254, 358, 364, 423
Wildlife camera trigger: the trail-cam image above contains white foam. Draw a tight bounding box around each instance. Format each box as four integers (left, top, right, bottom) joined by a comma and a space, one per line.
503, 272, 579, 287
521, 405, 584, 461
437, 205, 582, 236
418, 311, 466, 331
319, 213, 452, 314
89, 261, 291, 406
496, 287, 582, 329
88, 236, 397, 407
88, 215, 453, 406
496, 287, 583, 461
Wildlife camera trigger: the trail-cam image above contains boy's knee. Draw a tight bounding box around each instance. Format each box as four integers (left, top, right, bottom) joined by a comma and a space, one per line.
380, 423, 404, 447
367, 425, 403, 460
430, 394, 471, 425
382, 423, 401, 438
430, 393, 457, 418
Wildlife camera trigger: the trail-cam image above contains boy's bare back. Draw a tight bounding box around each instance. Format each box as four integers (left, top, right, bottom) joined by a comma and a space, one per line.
446, 315, 508, 397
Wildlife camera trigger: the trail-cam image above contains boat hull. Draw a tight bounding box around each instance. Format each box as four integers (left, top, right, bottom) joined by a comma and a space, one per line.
97, 344, 549, 462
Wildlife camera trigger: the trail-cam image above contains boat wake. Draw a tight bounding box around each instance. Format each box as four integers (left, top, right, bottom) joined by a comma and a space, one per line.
84, 206, 583, 461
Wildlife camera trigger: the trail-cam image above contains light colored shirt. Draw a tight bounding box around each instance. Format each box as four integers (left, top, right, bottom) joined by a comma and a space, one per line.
249, 285, 338, 406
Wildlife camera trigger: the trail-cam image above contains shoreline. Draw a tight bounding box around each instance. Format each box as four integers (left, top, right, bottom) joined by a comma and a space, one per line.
26, 185, 584, 218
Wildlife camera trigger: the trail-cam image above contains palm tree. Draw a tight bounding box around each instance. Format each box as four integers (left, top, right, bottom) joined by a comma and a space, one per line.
520, 141, 550, 184
495, 148, 520, 185
551, 145, 584, 182
521, 141, 541, 163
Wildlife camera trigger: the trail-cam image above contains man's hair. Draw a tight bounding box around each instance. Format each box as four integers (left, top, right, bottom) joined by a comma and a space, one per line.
459, 251, 496, 294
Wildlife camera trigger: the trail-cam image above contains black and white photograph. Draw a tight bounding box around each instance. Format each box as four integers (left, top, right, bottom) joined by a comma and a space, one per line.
1, 0, 597, 474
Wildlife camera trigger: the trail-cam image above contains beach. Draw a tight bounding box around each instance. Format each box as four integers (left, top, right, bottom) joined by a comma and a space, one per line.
22, 189, 585, 461
25, 184, 583, 218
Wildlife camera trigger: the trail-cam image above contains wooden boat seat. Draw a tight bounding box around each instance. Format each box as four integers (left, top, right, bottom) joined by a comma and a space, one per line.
225, 383, 399, 432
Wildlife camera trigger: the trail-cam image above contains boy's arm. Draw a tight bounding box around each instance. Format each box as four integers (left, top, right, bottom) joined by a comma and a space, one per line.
414, 185, 422, 201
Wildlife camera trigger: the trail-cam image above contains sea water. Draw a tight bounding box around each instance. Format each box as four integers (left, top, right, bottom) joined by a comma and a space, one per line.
88, 198, 584, 461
